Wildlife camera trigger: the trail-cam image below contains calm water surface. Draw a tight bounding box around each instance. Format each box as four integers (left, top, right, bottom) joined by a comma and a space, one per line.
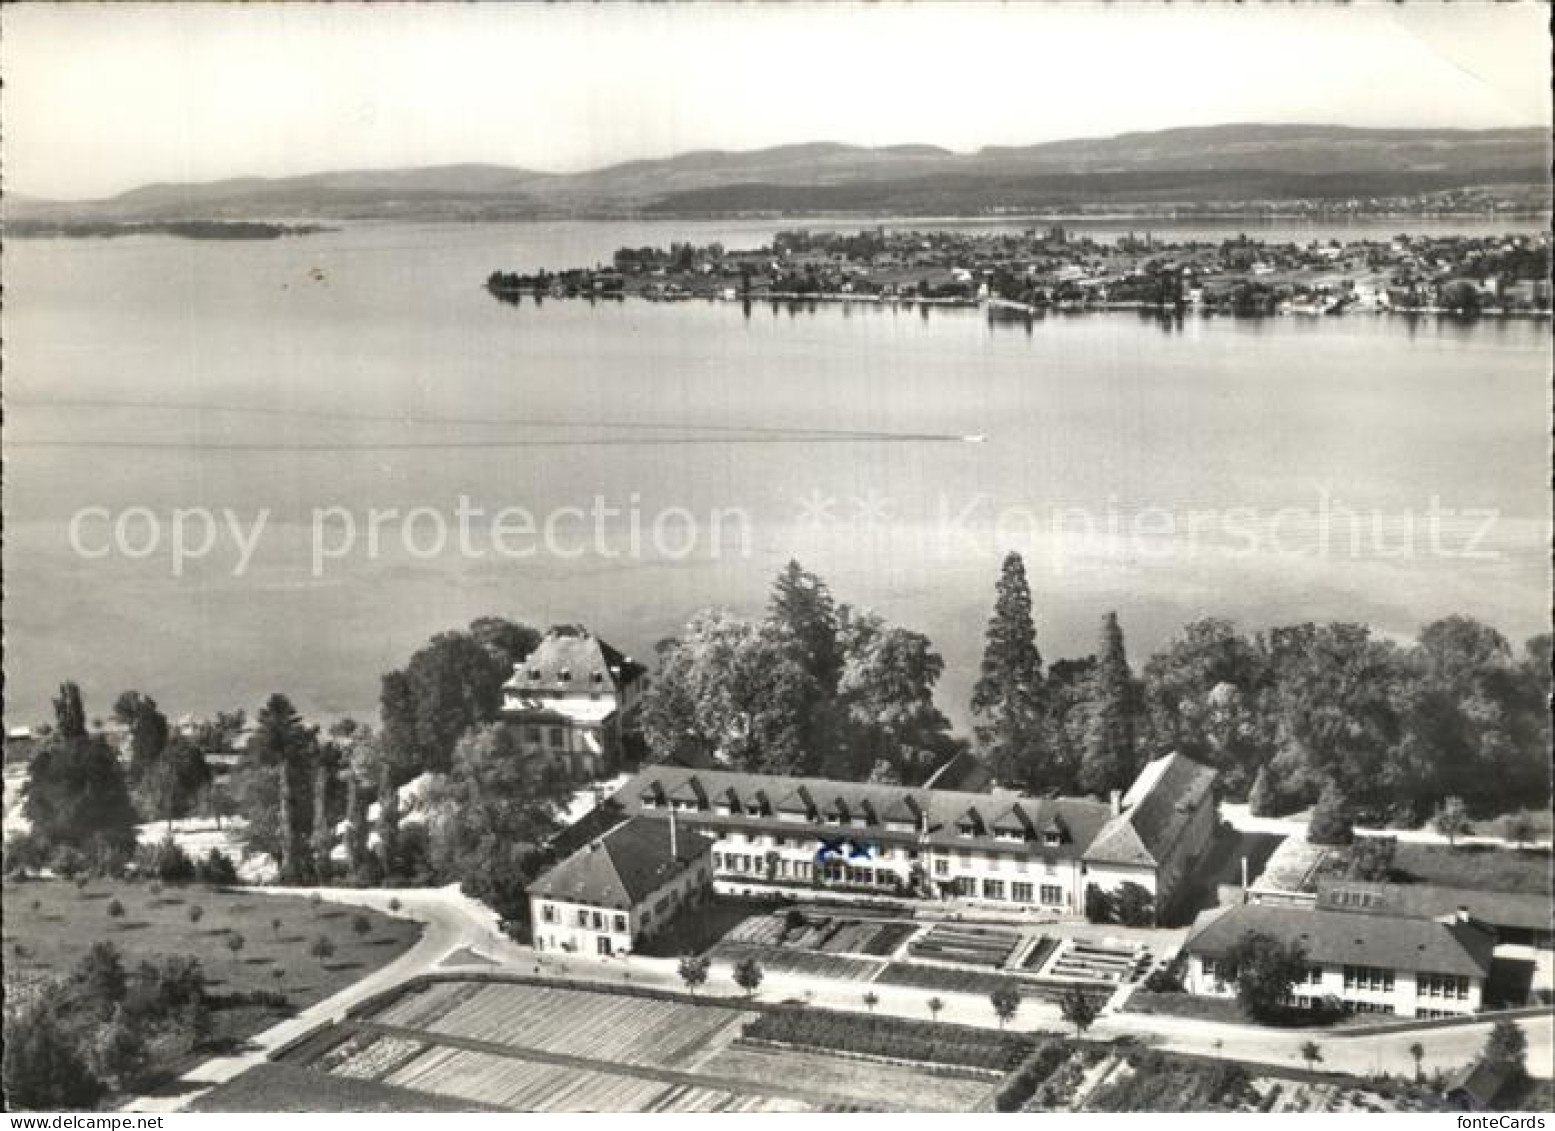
4, 220, 1549, 727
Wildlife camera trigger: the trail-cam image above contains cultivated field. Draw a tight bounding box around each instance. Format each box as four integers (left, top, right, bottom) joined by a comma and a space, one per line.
235, 978, 1003, 1112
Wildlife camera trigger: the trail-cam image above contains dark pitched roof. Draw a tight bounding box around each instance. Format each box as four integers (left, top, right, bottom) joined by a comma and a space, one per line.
528, 817, 715, 909
1315, 880, 1553, 935
608, 767, 1112, 859
1084, 752, 1216, 868
502, 625, 646, 696
1182, 902, 1495, 978
1443, 1060, 1512, 1109
923, 749, 994, 793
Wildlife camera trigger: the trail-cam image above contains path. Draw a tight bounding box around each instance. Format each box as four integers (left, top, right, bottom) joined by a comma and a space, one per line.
1221, 803, 1551, 850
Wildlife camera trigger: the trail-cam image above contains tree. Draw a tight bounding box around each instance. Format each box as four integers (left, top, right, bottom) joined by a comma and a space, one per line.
424, 722, 571, 925
248, 694, 318, 882
927, 996, 944, 1021
2, 1002, 105, 1111
1432, 797, 1472, 847
468, 616, 541, 674
106, 898, 126, 922
196, 848, 239, 886
836, 610, 955, 784
23, 688, 138, 858
1502, 813, 1537, 848
1307, 781, 1354, 846
1113, 882, 1155, 928
1408, 1041, 1425, 1082
1344, 836, 1397, 882
1059, 987, 1099, 1038
225, 932, 246, 958
352, 913, 372, 939
381, 630, 509, 775
1247, 765, 1279, 817
90, 1007, 150, 1091
1483, 1017, 1527, 1076
74, 941, 128, 1009
52, 682, 88, 740
970, 553, 1047, 788
862, 990, 880, 1012
138, 735, 212, 828
1299, 1040, 1323, 1072
990, 985, 1022, 1029
733, 956, 764, 998
1079, 612, 1139, 794
114, 690, 171, 805
767, 560, 843, 695
677, 954, 710, 995
1225, 930, 1309, 1022
188, 904, 205, 925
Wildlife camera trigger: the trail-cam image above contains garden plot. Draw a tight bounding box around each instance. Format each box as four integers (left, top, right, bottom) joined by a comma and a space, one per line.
383, 1046, 811, 1112
396, 983, 749, 1071
1047, 938, 1149, 983
722, 910, 918, 957
712, 942, 887, 981
703, 1041, 992, 1112
907, 923, 1021, 967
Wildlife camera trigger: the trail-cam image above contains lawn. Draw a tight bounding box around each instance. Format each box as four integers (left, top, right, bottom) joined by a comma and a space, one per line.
1390, 842, 1552, 894
633, 895, 776, 958
2, 876, 421, 1085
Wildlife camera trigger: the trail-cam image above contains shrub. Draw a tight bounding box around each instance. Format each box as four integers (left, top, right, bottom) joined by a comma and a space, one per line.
351, 913, 372, 938
3, 830, 52, 876
52, 844, 89, 879
744, 1008, 1031, 1072
195, 848, 239, 886
994, 1041, 1069, 1111
188, 903, 205, 924
106, 898, 126, 921
309, 935, 336, 961
141, 836, 196, 884
73, 941, 128, 1009
1, 1002, 106, 1111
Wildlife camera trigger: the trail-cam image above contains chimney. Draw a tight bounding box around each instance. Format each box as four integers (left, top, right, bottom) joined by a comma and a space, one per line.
1109, 790, 1122, 817
669, 806, 679, 861
1455, 905, 1471, 925
1240, 855, 1249, 891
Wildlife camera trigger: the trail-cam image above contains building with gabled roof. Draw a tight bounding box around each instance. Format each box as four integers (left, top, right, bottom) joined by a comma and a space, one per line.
500, 625, 648, 780
1180, 901, 1496, 1018
590, 757, 1213, 919
1082, 752, 1220, 922
1314, 879, 1553, 949
529, 815, 715, 957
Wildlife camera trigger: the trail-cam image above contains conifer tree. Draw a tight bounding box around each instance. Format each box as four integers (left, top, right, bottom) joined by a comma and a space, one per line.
970, 553, 1046, 785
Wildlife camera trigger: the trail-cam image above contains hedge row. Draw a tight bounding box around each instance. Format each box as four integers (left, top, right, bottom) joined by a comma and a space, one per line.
743, 1007, 1033, 1071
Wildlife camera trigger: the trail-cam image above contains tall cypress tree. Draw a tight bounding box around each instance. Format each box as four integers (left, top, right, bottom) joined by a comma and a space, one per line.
1080, 611, 1138, 794
767, 560, 842, 695
970, 553, 1046, 785
251, 694, 314, 883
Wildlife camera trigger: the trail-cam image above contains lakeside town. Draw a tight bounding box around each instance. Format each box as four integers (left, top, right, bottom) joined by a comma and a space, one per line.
5, 559, 1552, 1113
487, 227, 1553, 318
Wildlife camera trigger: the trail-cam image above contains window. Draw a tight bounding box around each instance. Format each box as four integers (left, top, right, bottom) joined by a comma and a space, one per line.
1043, 857, 1057, 875
524, 725, 541, 744
548, 727, 565, 749
1419, 973, 1470, 1000
541, 903, 557, 924
982, 879, 1005, 900
559, 668, 572, 682
1342, 965, 1394, 993
933, 859, 948, 876
954, 876, 976, 897
575, 909, 589, 927
1012, 882, 1034, 904
1040, 884, 1064, 905
591, 910, 604, 930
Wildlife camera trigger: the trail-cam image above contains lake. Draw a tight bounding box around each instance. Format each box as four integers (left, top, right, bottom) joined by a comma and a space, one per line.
3, 219, 1550, 729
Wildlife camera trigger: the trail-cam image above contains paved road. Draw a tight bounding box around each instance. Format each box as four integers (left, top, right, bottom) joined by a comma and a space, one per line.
122, 884, 506, 1113
1221, 803, 1552, 850
128, 884, 1553, 1111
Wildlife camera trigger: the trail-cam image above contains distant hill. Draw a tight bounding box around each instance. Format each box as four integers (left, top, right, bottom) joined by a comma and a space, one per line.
9, 124, 1549, 223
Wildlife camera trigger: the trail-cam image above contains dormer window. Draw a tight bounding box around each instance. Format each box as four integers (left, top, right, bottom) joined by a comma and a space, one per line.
592, 671, 605, 684
528, 668, 541, 680
559, 668, 572, 682
1043, 832, 1063, 847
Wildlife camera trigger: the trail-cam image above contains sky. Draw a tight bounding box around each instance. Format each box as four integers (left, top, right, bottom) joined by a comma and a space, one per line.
3, 2, 1550, 201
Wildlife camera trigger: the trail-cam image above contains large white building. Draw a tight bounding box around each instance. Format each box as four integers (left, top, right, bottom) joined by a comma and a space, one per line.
501, 625, 647, 780
1180, 902, 1496, 1019
602, 751, 1218, 924
528, 816, 715, 957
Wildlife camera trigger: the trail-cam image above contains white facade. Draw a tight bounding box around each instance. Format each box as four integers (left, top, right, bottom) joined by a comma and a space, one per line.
1182, 953, 1483, 1019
